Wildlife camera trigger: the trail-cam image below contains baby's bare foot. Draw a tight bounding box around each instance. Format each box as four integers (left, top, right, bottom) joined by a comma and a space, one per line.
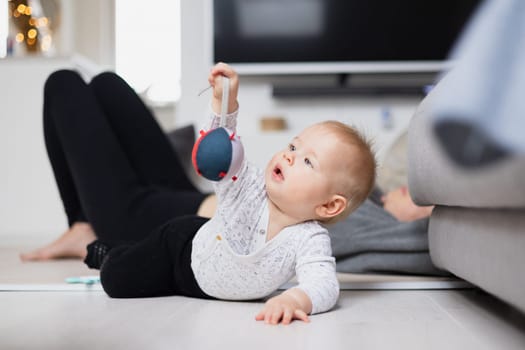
19, 222, 97, 262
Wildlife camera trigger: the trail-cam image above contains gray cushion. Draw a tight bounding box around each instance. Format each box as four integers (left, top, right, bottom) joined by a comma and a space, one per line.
407, 81, 525, 208
429, 206, 525, 313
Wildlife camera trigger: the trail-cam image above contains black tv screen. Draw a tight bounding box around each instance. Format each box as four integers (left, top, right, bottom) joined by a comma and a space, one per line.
212, 0, 480, 74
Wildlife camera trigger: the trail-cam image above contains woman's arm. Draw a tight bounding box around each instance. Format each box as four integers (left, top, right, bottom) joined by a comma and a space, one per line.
381, 186, 434, 222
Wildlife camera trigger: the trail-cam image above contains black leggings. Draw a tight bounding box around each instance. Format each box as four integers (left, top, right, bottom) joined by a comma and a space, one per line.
44, 70, 210, 298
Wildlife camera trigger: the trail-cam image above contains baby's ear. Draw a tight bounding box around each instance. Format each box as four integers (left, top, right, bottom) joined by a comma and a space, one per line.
315, 195, 347, 220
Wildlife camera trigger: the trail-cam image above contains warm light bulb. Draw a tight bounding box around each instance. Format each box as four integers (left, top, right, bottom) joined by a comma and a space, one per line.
16, 4, 26, 13
24, 6, 32, 16
27, 28, 37, 39
15, 33, 24, 42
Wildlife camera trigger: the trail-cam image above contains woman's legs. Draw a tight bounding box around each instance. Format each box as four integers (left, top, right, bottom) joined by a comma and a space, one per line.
88, 72, 198, 193
42, 73, 88, 227
19, 222, 96, 261
86, 72, 208, 240
21, 70, 110, 261
22, 70, 206, 260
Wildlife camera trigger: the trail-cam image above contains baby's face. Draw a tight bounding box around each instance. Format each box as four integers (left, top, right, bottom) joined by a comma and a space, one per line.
265, 124, 351, 221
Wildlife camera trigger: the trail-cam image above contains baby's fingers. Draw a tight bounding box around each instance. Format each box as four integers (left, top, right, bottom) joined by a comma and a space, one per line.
255, 305, 310, 325
294, 309, 310, 323
255, 310, 265, 321
255, 306, 283, 324
208, 71, 224, 88
269, 309, 285, 324
255, 307, 274, 323
281, 309, 294, 325
212, 62, 236, 78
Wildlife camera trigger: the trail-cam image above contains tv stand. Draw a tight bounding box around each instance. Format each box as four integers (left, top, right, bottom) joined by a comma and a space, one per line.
272, 72, 429, 98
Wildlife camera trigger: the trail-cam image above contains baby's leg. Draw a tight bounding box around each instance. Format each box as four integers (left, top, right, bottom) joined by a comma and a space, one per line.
98, 216, 210, 299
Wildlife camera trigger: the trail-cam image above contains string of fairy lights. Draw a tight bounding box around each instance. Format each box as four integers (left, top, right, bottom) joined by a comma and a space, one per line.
9, 0, 53, 54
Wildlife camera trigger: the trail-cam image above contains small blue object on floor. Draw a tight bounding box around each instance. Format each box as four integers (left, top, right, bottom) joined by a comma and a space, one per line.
65, 276, 101, 285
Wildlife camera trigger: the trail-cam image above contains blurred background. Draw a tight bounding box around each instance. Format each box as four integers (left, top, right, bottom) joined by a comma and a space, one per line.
0, 0, 479, 239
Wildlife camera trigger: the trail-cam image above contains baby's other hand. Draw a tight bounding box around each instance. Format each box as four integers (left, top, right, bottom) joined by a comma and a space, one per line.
255, 293, 311, 325
208, 62, 239, 114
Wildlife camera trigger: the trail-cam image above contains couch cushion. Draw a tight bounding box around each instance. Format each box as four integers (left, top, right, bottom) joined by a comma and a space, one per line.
407, 81, 525, 208
429, 206, 525, 313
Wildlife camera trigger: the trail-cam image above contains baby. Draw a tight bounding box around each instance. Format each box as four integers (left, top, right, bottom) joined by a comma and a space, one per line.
19, 63, 375, 325
73, 62, 377, 326
190, 63, 376, 324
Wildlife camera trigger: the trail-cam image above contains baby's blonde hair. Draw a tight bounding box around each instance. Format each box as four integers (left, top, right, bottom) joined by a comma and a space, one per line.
317, 121, 377, 224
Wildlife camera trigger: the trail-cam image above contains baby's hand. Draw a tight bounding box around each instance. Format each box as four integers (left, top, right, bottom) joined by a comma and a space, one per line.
255, 290, 311, 325
208, 62, 239, 114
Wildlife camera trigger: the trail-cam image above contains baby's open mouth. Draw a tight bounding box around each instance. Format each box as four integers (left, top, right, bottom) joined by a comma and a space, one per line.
273, 165, 284, 181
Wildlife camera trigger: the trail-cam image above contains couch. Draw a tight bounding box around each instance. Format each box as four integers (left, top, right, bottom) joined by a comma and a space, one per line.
407, 76, 525, 313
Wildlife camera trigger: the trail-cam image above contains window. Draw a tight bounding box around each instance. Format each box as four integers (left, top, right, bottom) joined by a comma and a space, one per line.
115, 0, 181, 104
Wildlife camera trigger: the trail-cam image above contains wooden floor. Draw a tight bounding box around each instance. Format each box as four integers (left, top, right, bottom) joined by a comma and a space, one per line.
2, 237, 525, 349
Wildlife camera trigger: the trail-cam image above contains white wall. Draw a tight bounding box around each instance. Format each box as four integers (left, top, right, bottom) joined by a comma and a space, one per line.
0, 58, 75, 239
67, 0, 115, 69
0, 0, 115, 240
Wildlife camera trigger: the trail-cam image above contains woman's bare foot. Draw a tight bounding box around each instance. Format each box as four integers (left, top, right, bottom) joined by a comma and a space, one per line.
19, 222, 97, 262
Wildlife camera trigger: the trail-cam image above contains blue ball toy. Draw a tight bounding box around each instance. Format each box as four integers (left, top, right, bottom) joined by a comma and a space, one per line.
192, 127, 244, 181
192, 76, 243, 181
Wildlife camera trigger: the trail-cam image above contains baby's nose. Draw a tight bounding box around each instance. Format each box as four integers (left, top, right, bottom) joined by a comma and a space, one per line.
283, 151, 294, 165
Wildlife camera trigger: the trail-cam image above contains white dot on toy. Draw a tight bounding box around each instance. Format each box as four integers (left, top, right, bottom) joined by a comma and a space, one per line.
192, 76, 244, 181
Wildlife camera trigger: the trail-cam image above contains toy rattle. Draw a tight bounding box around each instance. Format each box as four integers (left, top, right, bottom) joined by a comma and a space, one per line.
192, 76, 244, 181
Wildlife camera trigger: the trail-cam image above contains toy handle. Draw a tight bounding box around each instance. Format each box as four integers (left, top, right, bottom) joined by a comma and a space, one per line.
220, 76, 229, 128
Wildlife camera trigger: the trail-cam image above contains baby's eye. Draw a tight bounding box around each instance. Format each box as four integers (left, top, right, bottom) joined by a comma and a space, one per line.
288, 144, 296, 151
304, 158, 313, 168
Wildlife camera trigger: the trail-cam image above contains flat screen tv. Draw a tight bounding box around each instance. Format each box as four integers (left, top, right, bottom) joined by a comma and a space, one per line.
211, 0, 481, 75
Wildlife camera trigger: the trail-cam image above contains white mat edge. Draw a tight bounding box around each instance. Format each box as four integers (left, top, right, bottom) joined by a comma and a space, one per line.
0, 284, 104, 291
